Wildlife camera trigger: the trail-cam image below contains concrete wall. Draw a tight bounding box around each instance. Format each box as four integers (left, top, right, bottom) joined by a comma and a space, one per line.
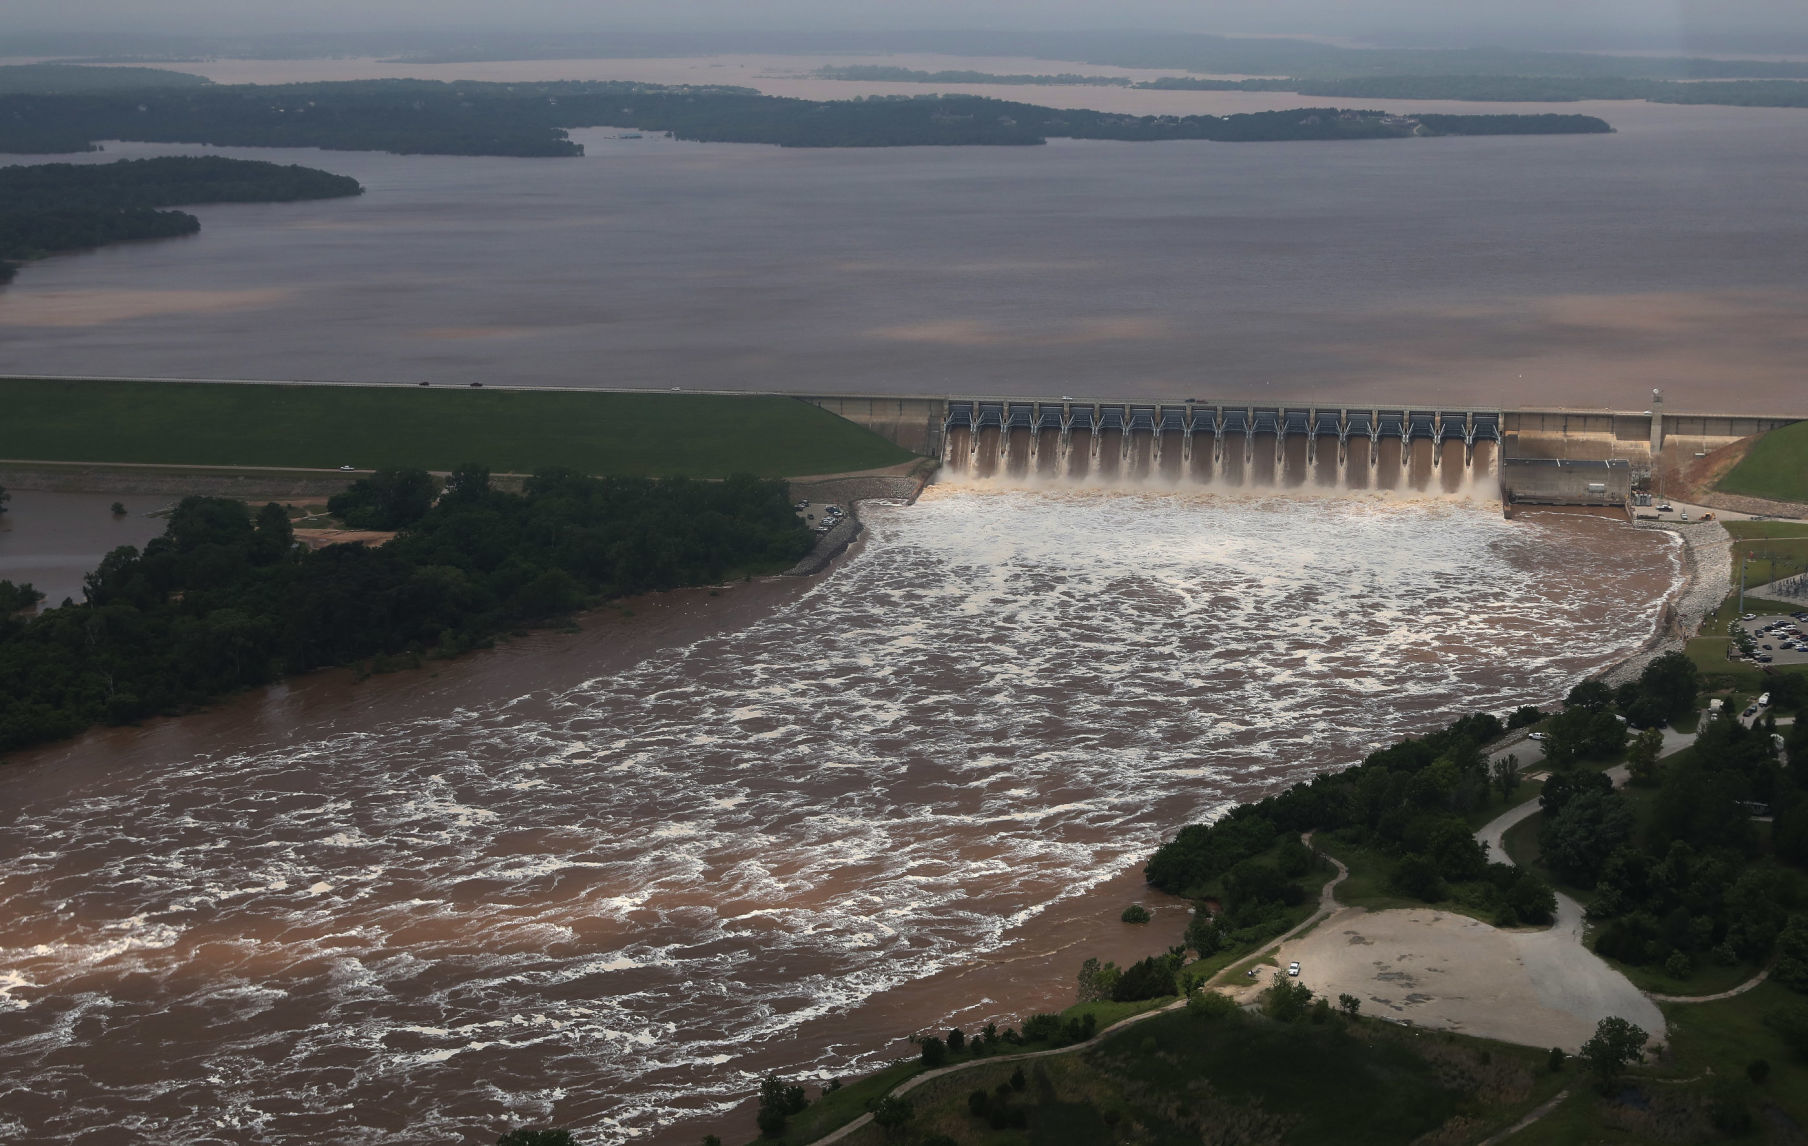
796, 394, 946, 458
1500, 458, 1631, 507
1503, 409, 1799, 468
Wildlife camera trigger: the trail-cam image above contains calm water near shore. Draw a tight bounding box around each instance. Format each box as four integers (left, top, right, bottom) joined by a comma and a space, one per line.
0, 488, 1680, 1144
0, 490, 169, 605
1, 95, 1806, 411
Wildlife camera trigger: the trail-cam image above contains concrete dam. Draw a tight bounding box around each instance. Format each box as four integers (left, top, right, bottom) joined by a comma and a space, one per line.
942, 401, 1500, 495
800, 392, 1801, 508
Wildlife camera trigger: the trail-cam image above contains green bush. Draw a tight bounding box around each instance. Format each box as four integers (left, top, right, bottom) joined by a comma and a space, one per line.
1121, 903, 1151, 924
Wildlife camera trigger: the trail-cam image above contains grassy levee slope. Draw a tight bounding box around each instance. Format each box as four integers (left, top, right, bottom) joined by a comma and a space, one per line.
1718, 420, 1808, 503
0, 378, 917, 478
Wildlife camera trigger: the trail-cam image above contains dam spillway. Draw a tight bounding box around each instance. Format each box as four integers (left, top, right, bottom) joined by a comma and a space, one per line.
940, 400, 1502, 496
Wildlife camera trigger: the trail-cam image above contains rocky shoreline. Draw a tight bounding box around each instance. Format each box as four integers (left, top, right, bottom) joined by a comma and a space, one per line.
1601, 519, 1731, 686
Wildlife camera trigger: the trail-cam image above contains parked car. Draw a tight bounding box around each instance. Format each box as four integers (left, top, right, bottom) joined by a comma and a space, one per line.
1288, 962, 1301, 977
1528, 732, 1547, 741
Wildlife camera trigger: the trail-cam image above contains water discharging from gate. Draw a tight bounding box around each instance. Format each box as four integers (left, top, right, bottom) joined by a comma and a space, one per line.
940, 402, 1501, 500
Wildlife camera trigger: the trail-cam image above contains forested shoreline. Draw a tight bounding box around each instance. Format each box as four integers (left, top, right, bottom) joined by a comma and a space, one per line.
1147, 657, 1808, 983
0, 79, 1612, 157
0, 468, 814, 756
816, 64, 1808, 107
0, 155, 361, 282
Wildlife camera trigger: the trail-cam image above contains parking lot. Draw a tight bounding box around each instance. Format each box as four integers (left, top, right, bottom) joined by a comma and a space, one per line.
1734, 611, 1808, 666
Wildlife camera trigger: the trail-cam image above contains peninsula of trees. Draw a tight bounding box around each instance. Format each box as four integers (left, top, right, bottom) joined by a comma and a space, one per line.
0, 469, 813, 756
0, 79, 1613, 157
0, 155, 362, 282
809, 62, 1808, 107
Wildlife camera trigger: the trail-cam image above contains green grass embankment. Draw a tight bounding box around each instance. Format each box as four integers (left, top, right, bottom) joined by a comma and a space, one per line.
1718, 420, 1808, 504
0, 378, 918, 479
840, 1007, 1567, 1146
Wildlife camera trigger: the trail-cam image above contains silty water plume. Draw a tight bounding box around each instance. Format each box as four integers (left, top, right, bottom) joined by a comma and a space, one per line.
0, 488, 1679, 1144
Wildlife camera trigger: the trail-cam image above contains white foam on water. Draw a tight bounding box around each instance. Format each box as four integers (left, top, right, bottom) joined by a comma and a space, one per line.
0, 490, 1680, 1144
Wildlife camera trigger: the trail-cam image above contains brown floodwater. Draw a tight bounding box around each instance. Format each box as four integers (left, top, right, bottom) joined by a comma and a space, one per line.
0, 491, 171, 606
0, 488, 1682, 1144
0, 75, 1805, 413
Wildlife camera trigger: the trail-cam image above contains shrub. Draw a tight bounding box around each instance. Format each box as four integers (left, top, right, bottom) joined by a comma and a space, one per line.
946, 1028, 965, 1052
1009, 1066, 1026, 1091
1062, 1012, 1099, 1043
1747, 1059, 1771, 1084
918, 1035, 946, 1067
1579, 1017, 1648, 1090
1508, 705, 1545, 729
756, 1075, 809, 1137
1076, 957, 1121, 1003
1261, 977, 1313, 1023
1338, 993, 1361, 1017
967, 1089, 989, 1117
1121, 903, 1152, 924
1188, 989, 1238, 1020
870, 1096, 913, 1133
1023, 1013, 1067, 1043
1664, 950, 1693, 980
1112, 955, 1179, 1002
1391, 854, 1447, 902
1549, 1046, 1566, 1073
497, 1132, 575, 1146
1764, 1003, 1808, 1060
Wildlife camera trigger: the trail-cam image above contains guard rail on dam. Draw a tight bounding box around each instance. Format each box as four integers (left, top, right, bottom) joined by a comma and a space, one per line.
939, 400, 1503, 494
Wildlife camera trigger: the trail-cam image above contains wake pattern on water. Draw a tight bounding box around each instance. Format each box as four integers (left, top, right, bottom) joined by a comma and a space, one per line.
0, 490, 1679, 1143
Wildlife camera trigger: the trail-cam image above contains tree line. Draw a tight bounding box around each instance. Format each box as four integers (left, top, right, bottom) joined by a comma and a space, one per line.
0, 468, 813, 757
1139, 74, 1808, 107
1146, 708, 1561, 929
0, 155, 361, 283
0, 78, 1613, 157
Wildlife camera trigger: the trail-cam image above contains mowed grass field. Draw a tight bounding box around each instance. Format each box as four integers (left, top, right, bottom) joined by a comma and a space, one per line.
1718, 419, 1808, 503
0, 378, 919, 478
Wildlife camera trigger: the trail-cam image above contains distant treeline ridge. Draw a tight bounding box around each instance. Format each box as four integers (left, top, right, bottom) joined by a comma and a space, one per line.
0, 79, 1612, 157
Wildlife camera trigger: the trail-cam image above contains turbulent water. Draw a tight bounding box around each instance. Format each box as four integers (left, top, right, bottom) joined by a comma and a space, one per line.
0, 489, 1679, 1144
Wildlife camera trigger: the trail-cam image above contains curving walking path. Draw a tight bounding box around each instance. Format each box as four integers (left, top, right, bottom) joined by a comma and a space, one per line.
807, 836, 1347, 1145
1646, 962, 1772, 1004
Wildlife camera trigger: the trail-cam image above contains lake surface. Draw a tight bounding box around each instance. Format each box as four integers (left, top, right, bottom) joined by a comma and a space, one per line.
0, 490, 169, 606
1, 97, 1806, 413
0, 488, 1679, 1144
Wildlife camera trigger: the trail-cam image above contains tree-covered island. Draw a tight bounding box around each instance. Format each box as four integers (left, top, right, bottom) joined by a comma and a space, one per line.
0, 155, 362, 282
0, 79, 1612, 158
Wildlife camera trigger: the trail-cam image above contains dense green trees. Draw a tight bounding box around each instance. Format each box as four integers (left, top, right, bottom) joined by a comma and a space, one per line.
0, 79, 1614, 158
0, 156, 362, 282
1581, 705, 1808, 977
1147, 711, 1559, 924
328, 468, 438, 529
0, 469, 812, 757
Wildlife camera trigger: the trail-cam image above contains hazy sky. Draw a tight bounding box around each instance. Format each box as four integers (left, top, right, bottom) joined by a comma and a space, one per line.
13, 0, 1808, 52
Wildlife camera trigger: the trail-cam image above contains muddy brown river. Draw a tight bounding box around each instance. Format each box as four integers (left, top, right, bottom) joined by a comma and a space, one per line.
0, 487, 1679, 1144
